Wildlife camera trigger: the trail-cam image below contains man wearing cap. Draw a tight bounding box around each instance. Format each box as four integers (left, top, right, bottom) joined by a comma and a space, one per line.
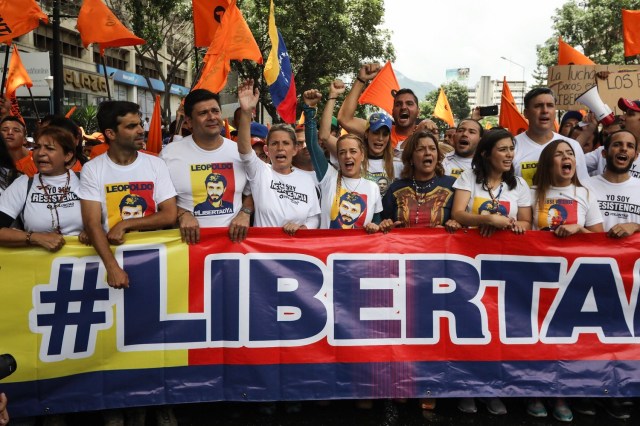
559, 110, 583, 137
337, 63, 438, 149
442, 119, 483, 178
513, 87, 589, 186
0, 117, 36, 177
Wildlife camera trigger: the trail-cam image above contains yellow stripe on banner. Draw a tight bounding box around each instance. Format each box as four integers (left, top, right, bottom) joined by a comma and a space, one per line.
0, 230, 189, 382
263, 0, 280, 85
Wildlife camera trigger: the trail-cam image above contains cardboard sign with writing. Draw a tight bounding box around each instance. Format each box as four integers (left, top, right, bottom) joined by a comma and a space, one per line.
548, 65, 640, 114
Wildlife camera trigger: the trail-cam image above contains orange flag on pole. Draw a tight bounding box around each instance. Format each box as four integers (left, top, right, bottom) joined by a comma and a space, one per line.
623, 10, 640, 57
77, 0, 145, 55
558, 37, 594, 65
0, 0, 48, 44
192, 0, 230, 48
193, 0, 262, 93
146, 95, 163, 154
4, 45, 32, 99
65, 106, 77, 118
499, 77, 528, 135
433, 88, 455, 127
358, 61, 400, 116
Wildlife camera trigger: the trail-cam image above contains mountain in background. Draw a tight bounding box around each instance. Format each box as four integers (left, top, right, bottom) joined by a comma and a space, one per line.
395, 70, 437, 101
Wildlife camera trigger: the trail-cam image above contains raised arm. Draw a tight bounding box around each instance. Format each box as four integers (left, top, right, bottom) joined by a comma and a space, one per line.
337, 63, 381, 136
236, 79, 260, 156
319, 79, 345, 158
302, 89, 329, 182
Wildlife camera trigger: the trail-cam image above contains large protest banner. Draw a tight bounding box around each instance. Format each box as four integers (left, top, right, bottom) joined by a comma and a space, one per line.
548, 64, 640, 112
1, 228, 640, 416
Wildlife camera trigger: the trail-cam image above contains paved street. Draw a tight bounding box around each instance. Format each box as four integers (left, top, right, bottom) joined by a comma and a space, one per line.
23, 398, 637, 425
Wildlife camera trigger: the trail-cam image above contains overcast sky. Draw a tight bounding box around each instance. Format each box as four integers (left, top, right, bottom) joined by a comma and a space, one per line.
382, 0, 569, 87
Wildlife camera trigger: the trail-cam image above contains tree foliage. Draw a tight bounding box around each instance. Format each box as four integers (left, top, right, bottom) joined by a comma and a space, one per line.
420, 81, 470, 132
237, 0, 395, 122
534, 0, 640, 86
109, 0, 194, 122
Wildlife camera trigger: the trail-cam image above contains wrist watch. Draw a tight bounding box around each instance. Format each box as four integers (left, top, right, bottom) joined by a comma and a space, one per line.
240, 207, 253, 215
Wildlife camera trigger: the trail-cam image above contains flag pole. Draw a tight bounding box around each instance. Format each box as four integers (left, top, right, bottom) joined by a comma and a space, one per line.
101, 55, 112, 100
27, 87, 40, 121
0, 45, 10, 98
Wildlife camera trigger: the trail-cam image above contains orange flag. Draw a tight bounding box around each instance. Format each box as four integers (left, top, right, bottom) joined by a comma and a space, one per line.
146, 95, 163, 154
499, 77, 528, 135
4, 45, 32, 99
0, 0, 48, 44
77, 0, 145, 55
65, 106, 77, 118
432, 88, 455, 127
193, 0, 262, 93
558, 37, 594, 65
358, 61, 400, 116
623, 10, 640, 57
193, 0, 230, 48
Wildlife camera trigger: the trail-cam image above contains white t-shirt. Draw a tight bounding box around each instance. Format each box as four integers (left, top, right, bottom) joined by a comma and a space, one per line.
585, 174, 640, 232
160, 135, 249, 227
530, 184, 602, 231
453, 169, 531, 219
318, 166, 382, 229
513, 132, 589, 186
0, 172, 83, 235
585, 146, 640, 179
442, 153, 472, 178
241, 150, 320, 228
79, 152, 177, 231
366, 157, 403, 197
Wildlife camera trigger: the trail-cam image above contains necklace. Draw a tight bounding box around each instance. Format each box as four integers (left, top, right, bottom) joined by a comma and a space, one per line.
483, 179, 504, 215
342, 176, 362, 194
38, 171, 70, 234
412, 175, 435, 224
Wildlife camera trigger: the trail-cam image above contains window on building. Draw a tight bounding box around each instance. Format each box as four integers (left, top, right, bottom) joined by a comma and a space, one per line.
94, 49, 129, 71
64, 91, 88, 107
136, 57, 160, 80
33, 25, 83, 59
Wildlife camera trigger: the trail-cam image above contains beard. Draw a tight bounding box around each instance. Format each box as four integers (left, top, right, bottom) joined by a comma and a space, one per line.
606, 155, 633, 174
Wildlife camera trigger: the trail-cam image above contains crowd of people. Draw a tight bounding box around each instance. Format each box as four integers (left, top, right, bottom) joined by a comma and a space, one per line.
1, 61, 640, 425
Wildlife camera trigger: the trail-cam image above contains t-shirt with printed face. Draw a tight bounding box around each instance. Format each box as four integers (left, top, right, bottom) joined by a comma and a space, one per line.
78, 152, 176, 231
160, 135, 249, 228
530, 184, 602, 231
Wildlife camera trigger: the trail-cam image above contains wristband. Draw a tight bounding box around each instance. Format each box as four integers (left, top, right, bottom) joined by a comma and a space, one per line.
240, 207, 253, 215
327, 97, 338, 100
26, 231, 32, 246
356, 77, 367, 85
177, 210, 189, 221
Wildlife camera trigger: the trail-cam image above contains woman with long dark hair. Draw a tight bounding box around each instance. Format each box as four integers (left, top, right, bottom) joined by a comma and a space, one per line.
452, 127, 532, 238
0, 133, 19, 196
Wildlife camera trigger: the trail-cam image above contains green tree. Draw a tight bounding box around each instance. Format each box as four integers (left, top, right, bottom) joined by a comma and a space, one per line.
237, 0, 395, 122
109, 0, 194, 123
534, 0, 640, 86
420, 81, 470, 132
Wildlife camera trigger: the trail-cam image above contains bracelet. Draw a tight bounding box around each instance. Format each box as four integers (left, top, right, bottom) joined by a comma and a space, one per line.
327, 97, 338, 100
177, 210, 189, 221
25, 231, 32, 246
356, 77, 367, 85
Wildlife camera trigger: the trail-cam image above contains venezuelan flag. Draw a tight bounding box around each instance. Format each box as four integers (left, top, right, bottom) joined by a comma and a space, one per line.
263, 0, 297, 123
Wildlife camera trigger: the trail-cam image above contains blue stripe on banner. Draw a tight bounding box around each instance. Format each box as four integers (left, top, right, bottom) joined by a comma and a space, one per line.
4, 360, 640, 416
269, 31, 293, 107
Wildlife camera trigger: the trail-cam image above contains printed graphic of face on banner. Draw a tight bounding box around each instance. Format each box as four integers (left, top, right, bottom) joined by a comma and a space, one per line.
474, 197, 511, 217
105, 182, 156, 228
330, 189, 368, 229
539, 199, 578, 231
190, 162, 236, 217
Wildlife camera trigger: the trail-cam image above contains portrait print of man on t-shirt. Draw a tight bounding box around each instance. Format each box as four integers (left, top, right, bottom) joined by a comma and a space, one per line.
193, 171, 234, 215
